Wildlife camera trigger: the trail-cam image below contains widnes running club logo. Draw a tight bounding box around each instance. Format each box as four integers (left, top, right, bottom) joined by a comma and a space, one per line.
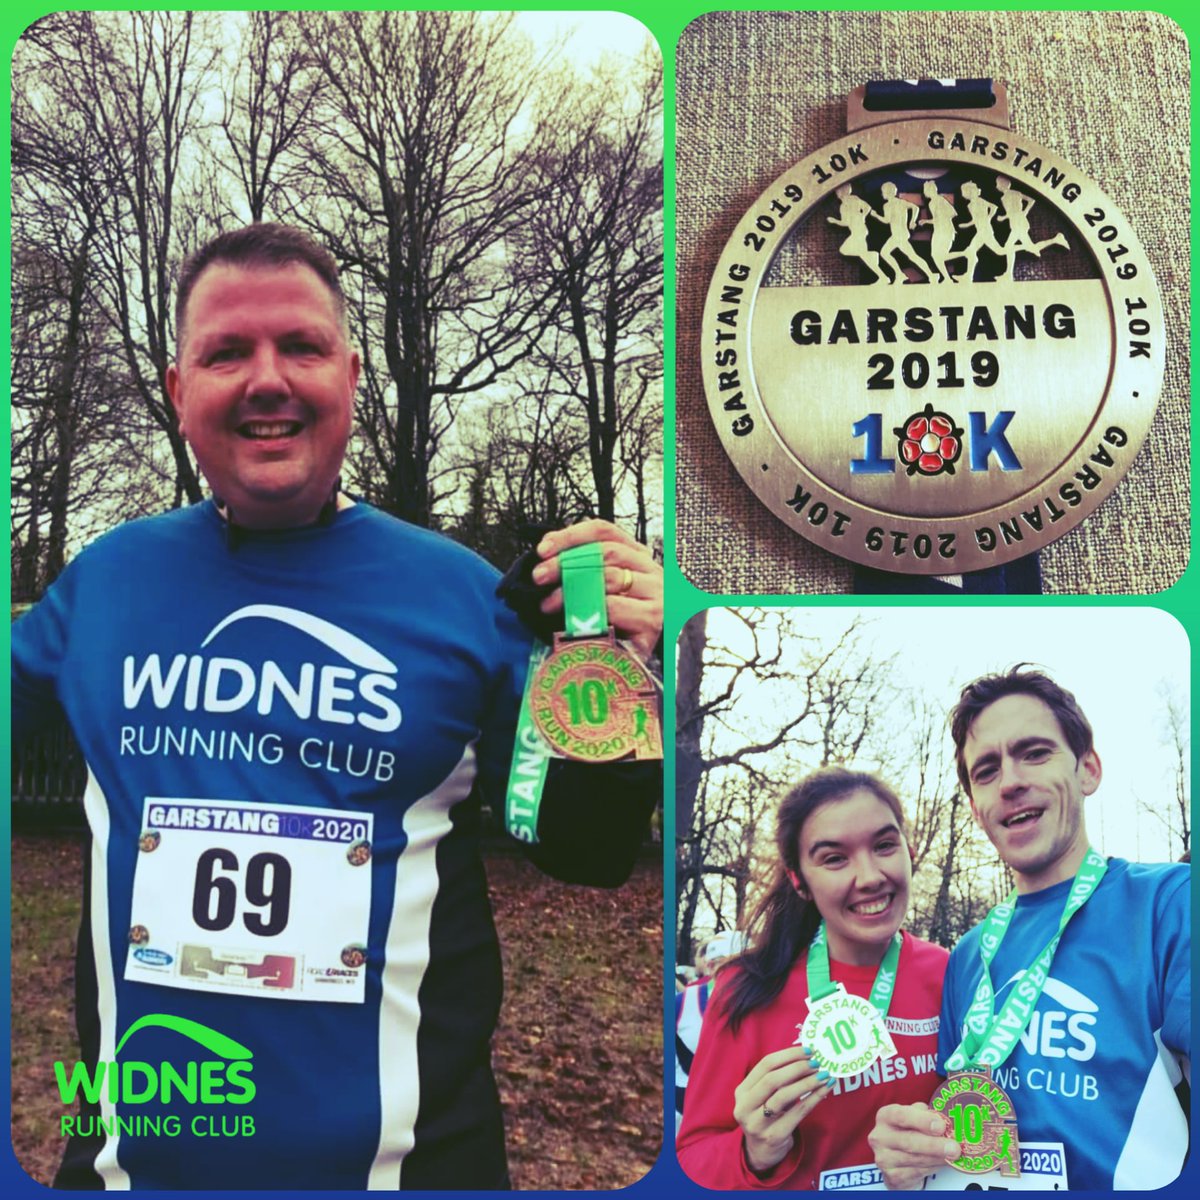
120, 606, 401, 779
980, 976, 1103, 1107
1000, 975, 1098, 1061
124, 605, 401, 732
56, 1014, 257, 1141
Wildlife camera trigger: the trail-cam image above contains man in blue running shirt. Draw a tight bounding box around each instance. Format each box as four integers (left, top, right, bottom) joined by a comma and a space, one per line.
869, 667, 1189, 1191
12, 224, 663, 1190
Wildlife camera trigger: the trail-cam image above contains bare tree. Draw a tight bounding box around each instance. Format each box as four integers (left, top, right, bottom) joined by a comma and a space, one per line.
220, 11, 323, 223
435, 393, 591, 569
286, 11, 578, 526
15, 11, 221, 507
675, 610, 896, 958
1161, 683, 1191, 857
1136, 682, 1191, 859
614, 375, 664, 545
521, 49, 663, 521
676, 610, 709, 855
12, 26, 176, 592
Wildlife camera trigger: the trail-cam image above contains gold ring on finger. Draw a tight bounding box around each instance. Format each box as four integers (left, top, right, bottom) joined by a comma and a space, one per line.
616, 567, 635, 595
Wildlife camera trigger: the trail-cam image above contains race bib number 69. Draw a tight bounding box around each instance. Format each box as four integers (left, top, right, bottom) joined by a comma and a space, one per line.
125, 797, 373, 1003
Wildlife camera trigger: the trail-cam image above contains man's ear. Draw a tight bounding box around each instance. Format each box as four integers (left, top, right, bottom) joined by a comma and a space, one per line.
1078, 749, 1102, 796
166, 364, 185, 435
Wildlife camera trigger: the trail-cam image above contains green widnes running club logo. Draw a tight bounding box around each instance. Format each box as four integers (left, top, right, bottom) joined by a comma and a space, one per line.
55, 1015, 257, 1140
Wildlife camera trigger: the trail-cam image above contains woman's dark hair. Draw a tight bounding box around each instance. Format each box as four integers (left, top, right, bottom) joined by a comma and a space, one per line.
712, 767, 908, 1033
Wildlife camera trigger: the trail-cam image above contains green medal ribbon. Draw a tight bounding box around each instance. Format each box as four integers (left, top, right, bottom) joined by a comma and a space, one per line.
558, 542, 609, 640
806, 920, 902, 1015
945, 847, 1107, 1071
504, 544, 610, 844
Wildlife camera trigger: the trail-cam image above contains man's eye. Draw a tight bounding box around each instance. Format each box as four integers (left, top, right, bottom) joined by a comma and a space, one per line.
1025, 748, 1051, 762
973, 765, 997, 784
284, 340, 320, 355
207, 347, 244, 364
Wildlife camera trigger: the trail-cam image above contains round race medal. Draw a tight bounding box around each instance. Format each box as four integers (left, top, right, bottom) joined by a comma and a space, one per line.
530, 633, 662, 763
931, 1068, 1021, 1176
801, 983, 898, 1078
701, 80, 1164, 575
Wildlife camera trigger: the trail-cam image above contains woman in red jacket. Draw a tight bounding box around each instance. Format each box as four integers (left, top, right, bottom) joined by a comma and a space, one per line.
677, 767, 948, 1190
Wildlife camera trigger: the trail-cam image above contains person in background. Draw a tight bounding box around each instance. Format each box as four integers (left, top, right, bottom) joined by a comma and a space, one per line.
675, 929, 747, 1135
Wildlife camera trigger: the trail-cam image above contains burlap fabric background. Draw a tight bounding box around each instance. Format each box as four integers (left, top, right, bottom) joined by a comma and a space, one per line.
676, 10, 1190, 595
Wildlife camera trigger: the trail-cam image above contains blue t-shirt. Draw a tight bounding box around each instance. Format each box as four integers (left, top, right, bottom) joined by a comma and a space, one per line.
938, 859, 1190, 1190
13, 501, 535, 1188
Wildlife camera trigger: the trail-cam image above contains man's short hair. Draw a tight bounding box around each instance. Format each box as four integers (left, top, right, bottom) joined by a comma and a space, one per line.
950, 665, 1094, 794
175, 223, 347, 350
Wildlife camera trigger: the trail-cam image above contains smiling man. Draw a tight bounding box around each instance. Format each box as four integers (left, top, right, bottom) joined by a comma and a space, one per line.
869, 667, 1190, 1191
12, 224, 662, 1190
166, 250, 360, 530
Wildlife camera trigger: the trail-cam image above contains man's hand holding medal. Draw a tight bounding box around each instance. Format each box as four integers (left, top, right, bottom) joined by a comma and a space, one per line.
502, 519, 663, 844
531, 519, 663, 662
869, 1102, 964, 1189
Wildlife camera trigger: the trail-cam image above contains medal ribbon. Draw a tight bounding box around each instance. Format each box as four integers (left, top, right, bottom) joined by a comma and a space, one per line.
806, 921, 902, 1016
558, 542, 609, 640
945, 847, 1107, 1071
504, 544, 610, 844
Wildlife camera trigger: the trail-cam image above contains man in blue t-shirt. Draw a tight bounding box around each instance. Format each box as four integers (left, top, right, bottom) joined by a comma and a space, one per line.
12, 223, 663, 1189
869, 668, 1189, 1190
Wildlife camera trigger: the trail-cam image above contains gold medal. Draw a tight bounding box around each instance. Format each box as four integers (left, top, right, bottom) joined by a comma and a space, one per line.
702, 80, 1164, 575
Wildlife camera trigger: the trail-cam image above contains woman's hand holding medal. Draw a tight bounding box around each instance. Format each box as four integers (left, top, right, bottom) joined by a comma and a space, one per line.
733, 1044, 836, 1175
868, 1101, 961, 1190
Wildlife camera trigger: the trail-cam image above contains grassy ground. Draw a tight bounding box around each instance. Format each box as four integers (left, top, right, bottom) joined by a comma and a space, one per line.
10, 833, 662, 1189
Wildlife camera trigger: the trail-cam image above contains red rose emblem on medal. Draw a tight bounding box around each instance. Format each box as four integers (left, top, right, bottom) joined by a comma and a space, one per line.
894, 404, 964, 477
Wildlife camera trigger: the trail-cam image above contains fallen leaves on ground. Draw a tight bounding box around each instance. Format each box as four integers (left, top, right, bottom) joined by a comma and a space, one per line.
488, 851, 662, 1190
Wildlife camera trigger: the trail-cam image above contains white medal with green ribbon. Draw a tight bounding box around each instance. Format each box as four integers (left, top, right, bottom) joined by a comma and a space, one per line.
799, 922, 901, 1077
505, 543, 661, 845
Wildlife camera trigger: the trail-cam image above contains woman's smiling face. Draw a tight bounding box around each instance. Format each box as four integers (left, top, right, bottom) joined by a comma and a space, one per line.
795, 789, 911, 966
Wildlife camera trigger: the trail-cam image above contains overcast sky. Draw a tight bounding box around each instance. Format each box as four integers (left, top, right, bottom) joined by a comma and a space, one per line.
513, 11, 655, 64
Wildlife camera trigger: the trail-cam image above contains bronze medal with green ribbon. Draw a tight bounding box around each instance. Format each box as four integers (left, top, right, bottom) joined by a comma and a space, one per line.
934, 847, 1108, 1177
530, 543, 661, 763
504, 543, 661, 845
